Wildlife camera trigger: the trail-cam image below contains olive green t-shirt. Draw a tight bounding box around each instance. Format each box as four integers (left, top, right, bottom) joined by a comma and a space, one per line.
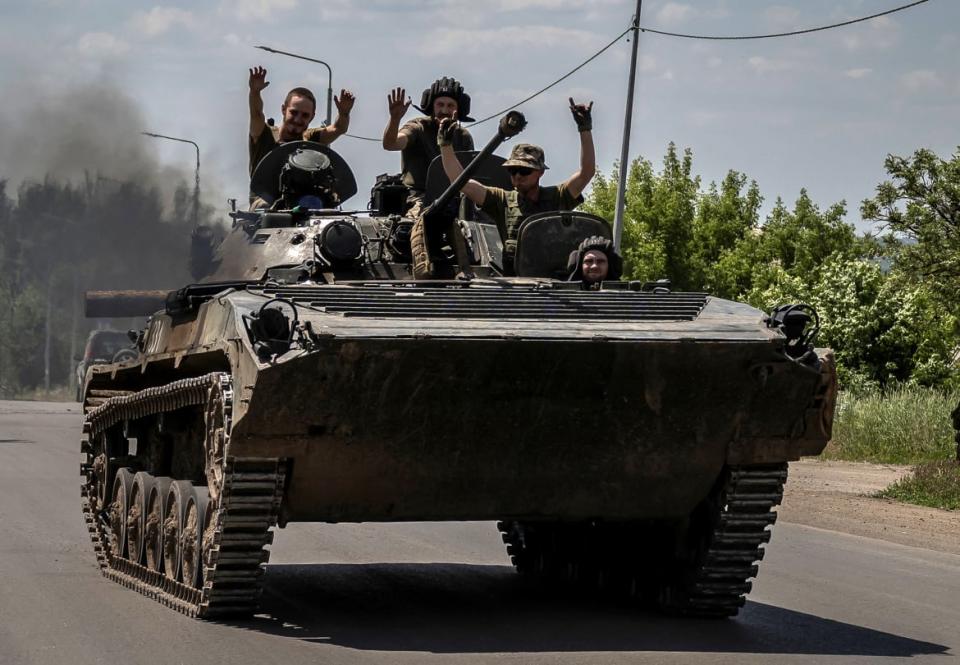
399, 117, 474, 192
479, 183, 584, 241
249, 126, 332, 176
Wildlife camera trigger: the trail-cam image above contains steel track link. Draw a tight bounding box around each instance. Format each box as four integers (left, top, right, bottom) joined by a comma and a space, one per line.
80, 372, 286, 619
496, 464, 787, 618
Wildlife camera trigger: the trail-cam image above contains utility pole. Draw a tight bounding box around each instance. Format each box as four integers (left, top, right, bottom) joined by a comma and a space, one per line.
141, 132, 201, 227
43, 274, 52, 393
256, 45, 334, 126
613, 0, 644, 252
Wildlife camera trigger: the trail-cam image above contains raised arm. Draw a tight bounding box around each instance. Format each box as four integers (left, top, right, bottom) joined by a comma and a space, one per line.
382, 87, 411, 151
563, 98, 596, 199
314, 89, 354, 143
249, 66, 270, 140
438, 117, 487, 206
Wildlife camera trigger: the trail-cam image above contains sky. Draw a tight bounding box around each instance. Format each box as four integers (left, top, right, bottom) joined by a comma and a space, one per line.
0, 0, 957, 230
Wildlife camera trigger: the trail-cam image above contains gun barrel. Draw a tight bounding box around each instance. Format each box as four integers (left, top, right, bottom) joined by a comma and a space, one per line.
424, 111, 527, 218
85, 290, 170, 318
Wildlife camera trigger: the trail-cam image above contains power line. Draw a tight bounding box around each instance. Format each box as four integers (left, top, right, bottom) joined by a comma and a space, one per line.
343, 0, 933, 143
640, 0, 931, 41
343, 24, 633, 141
466, 25, 633, 127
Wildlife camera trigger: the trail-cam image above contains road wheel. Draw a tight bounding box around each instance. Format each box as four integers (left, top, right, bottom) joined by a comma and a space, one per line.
180, 487, 210, 588
144, 476, 172, 573
126, 472, 154, 565
162, 481, 195, 582
108, 468, 135, 559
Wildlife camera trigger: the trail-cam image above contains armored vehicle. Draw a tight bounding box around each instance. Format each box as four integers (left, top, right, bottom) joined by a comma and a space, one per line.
80, 112, 836, 619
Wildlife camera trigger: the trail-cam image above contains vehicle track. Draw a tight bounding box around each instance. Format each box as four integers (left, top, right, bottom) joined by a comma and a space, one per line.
498, 464, 787, 618
80, 372, 286, 618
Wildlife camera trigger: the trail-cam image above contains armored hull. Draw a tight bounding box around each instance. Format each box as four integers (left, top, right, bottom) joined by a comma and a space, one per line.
81, 279, 835, 618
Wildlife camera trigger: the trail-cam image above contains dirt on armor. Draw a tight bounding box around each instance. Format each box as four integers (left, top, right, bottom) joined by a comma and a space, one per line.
780, 460, 960, 556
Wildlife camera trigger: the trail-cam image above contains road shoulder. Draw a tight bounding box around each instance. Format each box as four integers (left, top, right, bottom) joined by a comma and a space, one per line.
780, 459, 960, 556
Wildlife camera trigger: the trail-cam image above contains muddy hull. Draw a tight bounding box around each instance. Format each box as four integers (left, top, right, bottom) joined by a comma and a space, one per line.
228, 336, 828, 524
81, 281, 836, 619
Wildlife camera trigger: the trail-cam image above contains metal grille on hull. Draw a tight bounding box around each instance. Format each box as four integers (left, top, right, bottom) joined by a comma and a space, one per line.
254, 286, 708, 321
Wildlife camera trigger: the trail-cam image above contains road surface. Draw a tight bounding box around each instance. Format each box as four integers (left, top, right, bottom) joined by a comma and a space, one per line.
0, 400, 956, 664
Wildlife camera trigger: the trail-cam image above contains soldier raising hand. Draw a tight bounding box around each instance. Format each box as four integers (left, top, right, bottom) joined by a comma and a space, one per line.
247, 65, 356, 177
438, 97, 597, 275
382, 78, 476, 278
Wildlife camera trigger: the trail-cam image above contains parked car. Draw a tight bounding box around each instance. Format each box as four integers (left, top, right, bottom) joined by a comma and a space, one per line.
75, 330, 137, 401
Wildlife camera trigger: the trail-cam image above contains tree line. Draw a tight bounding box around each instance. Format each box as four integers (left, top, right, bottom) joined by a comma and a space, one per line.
584, 144, 960, 392
0, 176, 214, 397
0, 144, 956, 397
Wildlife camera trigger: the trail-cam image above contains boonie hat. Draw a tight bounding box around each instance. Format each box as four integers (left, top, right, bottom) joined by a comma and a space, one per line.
503, 143, 548, 171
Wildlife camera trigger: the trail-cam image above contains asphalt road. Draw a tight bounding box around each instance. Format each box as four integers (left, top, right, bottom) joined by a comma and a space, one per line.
1, 400, 957, 665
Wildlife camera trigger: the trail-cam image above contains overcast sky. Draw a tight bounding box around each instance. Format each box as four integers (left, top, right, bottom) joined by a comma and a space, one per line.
1, 0, 957, 229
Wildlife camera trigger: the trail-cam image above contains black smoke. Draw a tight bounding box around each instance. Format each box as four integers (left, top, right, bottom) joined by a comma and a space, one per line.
0, 81, 225, 396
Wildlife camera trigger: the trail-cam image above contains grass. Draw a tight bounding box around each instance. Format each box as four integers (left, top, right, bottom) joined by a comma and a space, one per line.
877, 461, 960, 511
824, 386, 959, 464
823, 385, 960, 511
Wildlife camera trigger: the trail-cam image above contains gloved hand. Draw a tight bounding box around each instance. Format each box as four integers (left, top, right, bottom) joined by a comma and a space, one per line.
437, 116, 459, 147
569, 98, 593, 132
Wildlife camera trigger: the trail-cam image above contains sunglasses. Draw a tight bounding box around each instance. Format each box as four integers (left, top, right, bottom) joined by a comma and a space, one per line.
507, 166, 535, 176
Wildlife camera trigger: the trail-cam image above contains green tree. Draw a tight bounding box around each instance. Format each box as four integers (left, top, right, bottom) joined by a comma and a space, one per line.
861, 147, 960, 303
745, 256, 957, 390
690, 171, 762, 298
583, 143, 701, 289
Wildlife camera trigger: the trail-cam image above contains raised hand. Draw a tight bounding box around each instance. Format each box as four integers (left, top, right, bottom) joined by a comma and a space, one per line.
388, 87, 411, 120
249, 66, 269, 93
335, 89, 355, 114
569, 97, 593, 132
437, 114, 459, 147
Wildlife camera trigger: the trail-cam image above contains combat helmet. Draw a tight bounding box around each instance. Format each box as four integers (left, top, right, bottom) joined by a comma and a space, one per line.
415, 77, 474, 121
567, 235, 623, 282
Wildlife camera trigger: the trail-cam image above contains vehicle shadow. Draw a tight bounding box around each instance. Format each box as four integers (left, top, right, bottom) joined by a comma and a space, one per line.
222, 562, 948, 657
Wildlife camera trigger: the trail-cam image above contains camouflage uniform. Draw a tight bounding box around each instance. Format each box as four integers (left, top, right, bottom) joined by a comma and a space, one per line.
405, 118, 474, 278
479, 144, 583, 275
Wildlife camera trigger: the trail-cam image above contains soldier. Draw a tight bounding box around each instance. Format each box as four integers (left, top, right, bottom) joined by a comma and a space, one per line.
383, 77, 476, 277
248, 65, 355, 176
567, 235, 623, 288
438, 98, 596, 274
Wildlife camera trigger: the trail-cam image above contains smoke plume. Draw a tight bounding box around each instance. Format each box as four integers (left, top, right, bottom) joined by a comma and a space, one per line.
0, 79, 222, 214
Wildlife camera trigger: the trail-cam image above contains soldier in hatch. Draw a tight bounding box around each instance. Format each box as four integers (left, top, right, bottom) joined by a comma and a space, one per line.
567, 235, 623, 289
248, 66, 355, 176
438, 98, 596, 275
382, 77, 475, 277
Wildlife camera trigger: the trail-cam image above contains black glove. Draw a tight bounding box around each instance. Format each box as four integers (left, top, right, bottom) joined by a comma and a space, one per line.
569, 98, 593, 132
437, 117, 459, 147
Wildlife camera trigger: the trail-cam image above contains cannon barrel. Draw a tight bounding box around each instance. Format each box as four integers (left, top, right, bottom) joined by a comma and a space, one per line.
421, 111, 526, 220
85, 290, 170, 318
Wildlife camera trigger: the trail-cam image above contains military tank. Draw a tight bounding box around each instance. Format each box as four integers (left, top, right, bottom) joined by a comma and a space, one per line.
80, 111, 836, 619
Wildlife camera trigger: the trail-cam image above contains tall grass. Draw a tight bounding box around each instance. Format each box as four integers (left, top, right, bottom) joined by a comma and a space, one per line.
825, 386, 959, 464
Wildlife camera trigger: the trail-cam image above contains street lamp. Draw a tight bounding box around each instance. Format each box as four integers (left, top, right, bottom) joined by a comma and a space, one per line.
255, 45, 333, 126
141, 132, 200, 227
